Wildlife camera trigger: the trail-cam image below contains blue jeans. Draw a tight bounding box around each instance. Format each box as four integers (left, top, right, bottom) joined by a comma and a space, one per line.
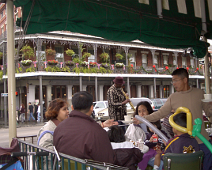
28, 112, 35, 121
148, 157, 163, 170
199, 141, 212, 170
37, 112, 41, 122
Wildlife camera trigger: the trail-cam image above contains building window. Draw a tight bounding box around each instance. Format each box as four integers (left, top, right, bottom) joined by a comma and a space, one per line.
36, 45, 46, 61
55, 46, 64, 62
182, 57, 187, 68
190, 58, 194, 68
88, 47, 95, 62
52, 85, 66, 100
129, 50, 136, 68
142, 53, 147, 68
141, 85, 149, 98
163, 85, 169, 98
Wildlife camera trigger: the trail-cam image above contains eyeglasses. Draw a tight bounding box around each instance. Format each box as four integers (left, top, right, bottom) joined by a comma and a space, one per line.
171, 79, 182, 84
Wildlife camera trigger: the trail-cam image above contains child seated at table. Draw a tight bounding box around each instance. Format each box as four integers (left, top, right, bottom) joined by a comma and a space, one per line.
151, 112, 200, 170
144, 120, 169, 170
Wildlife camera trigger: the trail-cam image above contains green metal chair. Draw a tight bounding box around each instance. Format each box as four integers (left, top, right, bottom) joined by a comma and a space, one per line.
163, 151, 204, 170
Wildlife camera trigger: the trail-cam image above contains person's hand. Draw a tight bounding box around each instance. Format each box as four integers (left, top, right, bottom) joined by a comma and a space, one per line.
133, 117, 141, 125
162, 140, 167, 146
122, 99, 130, 105
103, 119, 118, 127
149, 136, 153, 142
126, 93, 129, 98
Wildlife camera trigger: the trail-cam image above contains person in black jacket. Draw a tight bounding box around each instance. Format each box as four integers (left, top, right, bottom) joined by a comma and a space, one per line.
33, 103, 38, 121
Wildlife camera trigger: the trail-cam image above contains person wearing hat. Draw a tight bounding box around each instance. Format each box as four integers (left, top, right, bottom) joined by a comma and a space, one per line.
107, 76, 130, 121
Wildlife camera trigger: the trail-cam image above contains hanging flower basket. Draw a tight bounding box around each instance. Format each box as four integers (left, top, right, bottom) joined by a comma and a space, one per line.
89, 62, 97, 67
101, 63, 109, 68
21, 60, 32, 66
115, 53, 124, 60
115, 63, 124, 68
65, 61, 75, 66
46, 48, 56, 56
65, 48, 75, 56
81, 61, 88, 67
47, 60, 58, 65
100, 52, 109, 62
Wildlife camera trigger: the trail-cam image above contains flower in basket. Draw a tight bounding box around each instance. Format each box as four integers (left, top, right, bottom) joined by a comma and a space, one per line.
115, 63, 124, 68
89, 62, 97, 66
65, 48, 75, 56
21, 59, 32, 66
65, 61, 75, 66
101, 63, 110, 68
46, 48, 56, 56
47, 60, 58, 65
81, 61, 88, 67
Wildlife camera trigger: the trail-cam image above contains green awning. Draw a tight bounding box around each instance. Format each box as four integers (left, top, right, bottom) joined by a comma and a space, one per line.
14, 0, 212, 58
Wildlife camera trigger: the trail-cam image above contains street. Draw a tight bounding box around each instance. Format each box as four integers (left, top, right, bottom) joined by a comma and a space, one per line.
0, 123, 44, 148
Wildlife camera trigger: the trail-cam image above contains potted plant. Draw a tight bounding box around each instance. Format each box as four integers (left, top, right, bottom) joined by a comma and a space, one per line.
115, 53, 124, 60
21, 59, 32, 66
20, 45, 34, 60
115, 63, 124, 68
46, 48, 56, 56
89, 62, 97, 67
65, 60, 75, 66
65, 48, 75, 56
47, 60, 58, 65
100, 52, 109, 63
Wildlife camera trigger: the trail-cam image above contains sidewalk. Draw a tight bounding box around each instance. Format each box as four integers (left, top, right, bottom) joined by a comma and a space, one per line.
0, 117, 46, 129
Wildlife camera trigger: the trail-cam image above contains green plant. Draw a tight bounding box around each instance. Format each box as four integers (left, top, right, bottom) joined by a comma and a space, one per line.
26, 67, 35, 72
0, 70, 3, 80
100, 52, 109, 63
20, 45, 34, 60
62, 66, 71, 72
46, 48, 56, 56
21, 59, 32, 66
115, 53, 124, 60
44, 66, 61, 72
16, 67, 22, 73
82, 52, 91, 59
0, 52, 3, 59
73, 67, 81, 74
65, 48, 75, 56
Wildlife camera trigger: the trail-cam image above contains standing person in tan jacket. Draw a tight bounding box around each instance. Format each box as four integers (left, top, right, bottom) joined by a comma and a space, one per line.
133, 68, 212, 170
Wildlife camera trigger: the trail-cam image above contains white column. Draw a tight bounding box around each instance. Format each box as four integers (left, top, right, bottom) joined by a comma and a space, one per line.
46, 85, 52, 108
99, 85, 104, 101
82, 85, 87, 91
160, 85, 163, 98
149, 85, 154, 98
27, 85, 35, 105
136, 85, 141, 98
67, 85, 73, 110
7, 0, 16, 144
169, 85, 175, 94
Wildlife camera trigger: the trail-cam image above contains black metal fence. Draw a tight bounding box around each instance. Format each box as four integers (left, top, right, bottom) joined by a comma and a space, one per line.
16, 138, 128, 170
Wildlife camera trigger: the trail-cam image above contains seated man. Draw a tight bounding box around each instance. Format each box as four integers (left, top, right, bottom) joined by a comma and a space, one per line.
53, 91, 114, 164
150, 112, 200, 170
